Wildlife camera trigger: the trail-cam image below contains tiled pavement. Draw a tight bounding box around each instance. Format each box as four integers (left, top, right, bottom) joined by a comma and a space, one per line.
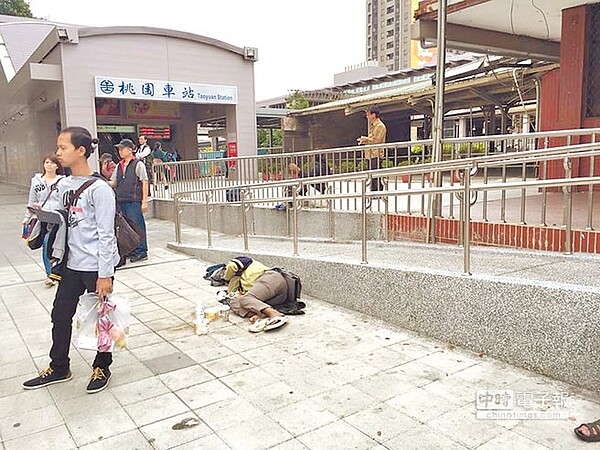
1, 184, 600, 450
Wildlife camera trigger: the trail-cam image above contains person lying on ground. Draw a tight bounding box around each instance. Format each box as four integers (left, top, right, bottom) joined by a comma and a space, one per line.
223, 256, 288, 332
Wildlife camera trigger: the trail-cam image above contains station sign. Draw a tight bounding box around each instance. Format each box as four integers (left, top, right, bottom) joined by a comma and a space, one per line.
97, 125, 136, 133
95, 76, 238, 105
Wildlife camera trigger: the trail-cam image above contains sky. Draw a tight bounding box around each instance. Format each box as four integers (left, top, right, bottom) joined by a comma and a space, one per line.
26, 0, 366, 101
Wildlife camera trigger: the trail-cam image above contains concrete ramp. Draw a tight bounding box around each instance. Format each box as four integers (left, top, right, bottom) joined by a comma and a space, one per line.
169, 236, 600, 393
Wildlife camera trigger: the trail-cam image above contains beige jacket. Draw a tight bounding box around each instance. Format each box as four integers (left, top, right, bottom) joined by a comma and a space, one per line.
362, 118, 387, 159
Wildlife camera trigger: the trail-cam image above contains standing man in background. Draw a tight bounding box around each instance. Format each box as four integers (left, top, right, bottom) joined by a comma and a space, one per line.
111, 139, 149, 264
136, 134, 153, 192
357, 105, 387, 192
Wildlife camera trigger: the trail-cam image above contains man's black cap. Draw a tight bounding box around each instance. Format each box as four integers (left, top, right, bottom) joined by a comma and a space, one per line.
115, 138, 134, 149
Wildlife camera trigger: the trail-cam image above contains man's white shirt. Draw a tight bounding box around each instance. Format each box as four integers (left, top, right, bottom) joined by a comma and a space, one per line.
136, 143, 150, 159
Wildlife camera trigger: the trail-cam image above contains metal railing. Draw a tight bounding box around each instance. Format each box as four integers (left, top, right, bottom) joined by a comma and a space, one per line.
172, 140, 600, 274
154, 128, 600, 219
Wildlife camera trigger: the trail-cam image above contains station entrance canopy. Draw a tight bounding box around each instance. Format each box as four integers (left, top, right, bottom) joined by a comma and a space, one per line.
411, 0, 598, 61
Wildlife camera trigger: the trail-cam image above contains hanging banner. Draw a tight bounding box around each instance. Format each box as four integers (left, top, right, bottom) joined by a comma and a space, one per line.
126, 101, 180, 120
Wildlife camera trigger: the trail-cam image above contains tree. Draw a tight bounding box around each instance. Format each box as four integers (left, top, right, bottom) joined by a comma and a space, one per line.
257, 128, 282, 148
0, 0, 33, 17
285, 90, 309, 110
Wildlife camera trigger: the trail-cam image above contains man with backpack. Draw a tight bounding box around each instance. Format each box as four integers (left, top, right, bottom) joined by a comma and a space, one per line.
222, 256, 297, 332
110, 139, 149, 264
22, 126, 120, 394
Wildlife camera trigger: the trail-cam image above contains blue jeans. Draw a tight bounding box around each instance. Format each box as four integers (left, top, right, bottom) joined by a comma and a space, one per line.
117, 202, 147, 258
42, 231, 51, 276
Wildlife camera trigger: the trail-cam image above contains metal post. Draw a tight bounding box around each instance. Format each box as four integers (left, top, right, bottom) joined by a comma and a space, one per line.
292, 184, 299, 256
463, 168, 472, 276
205, 192, 213, 248
361, 179, 368, 264
241, 190, 249, 251
429, 0, 448, 243
587, 134, 596, 230
174, 194, 182, 244
327, 185, 335, 240
563, 157, 573, 255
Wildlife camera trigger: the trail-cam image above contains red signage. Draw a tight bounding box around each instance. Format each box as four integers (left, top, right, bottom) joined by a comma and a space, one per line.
138, 125, 171, 140
227, 142, 238, 167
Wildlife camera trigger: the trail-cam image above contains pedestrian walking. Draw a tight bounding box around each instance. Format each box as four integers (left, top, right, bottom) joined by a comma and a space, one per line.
23, 154, 65, 286
22, 126, 120, 394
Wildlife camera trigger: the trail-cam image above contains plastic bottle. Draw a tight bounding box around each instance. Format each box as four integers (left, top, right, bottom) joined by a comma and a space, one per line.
194, 299, 210, 335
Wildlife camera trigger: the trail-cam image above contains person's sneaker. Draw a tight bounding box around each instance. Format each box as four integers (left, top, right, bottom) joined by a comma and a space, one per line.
86, 367, 111, 394
129, 254, 148, 263
23, 368, 72, 390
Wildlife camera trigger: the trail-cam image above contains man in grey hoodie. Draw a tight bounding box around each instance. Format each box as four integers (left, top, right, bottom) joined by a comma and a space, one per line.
22, 126, 120, 394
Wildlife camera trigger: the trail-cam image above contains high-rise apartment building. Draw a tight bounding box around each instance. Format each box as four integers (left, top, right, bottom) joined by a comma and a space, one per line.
366, 0, 412, 71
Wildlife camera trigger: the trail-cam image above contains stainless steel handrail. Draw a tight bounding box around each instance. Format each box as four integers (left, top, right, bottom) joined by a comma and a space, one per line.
172, 143, 600, 275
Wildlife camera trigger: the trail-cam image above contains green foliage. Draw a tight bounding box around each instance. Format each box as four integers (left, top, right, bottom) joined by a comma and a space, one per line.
457, 142, 487, 157
442, 143, 454, 155
0, 0, 32, 17
257, 129, 282, 148
410, 145, 423, 155
381, 159, 395, 168
285, 90, 309, 110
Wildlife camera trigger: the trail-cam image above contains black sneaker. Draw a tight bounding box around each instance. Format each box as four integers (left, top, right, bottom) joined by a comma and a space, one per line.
86, 367, 111, 394
23, 368, 72, 390
129, 254, 148, 263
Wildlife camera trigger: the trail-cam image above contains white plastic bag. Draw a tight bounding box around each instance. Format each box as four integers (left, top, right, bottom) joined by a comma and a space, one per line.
106, 293, 131, 349
74, 293, 100, 351
73, 292, 131, 351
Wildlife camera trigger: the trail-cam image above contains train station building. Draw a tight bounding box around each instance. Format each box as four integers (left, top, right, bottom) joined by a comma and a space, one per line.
0, 15, 258, 187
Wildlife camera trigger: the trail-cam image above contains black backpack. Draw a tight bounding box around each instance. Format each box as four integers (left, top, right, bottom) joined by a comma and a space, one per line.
272, 267, 305, 314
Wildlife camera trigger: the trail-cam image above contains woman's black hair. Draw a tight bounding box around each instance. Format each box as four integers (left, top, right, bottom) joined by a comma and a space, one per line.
60, 126, 98, 158
42, 153, 65, 175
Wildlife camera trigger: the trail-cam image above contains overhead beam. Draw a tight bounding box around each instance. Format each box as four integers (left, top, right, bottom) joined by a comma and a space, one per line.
407, 102, 433, 117
415, 0, 492, 19
469, 88, 504, 107
411, 19, 560, 62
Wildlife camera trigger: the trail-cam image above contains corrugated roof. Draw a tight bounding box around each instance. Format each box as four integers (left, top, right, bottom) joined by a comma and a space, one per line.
0, 22, 54, 74
0, 20, 55, 81
290, 62, 557, 116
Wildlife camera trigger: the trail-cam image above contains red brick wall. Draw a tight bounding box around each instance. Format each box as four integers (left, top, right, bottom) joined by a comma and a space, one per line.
388, 214, 600, 253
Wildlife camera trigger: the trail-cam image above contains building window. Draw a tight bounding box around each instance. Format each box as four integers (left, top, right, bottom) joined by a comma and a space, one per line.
387, 29, 394, 37
387, 5, 394, 13
386, 42, 394, 49
585, 3, 600, 118
386, 17, 394, 25
386, 53, 394, 60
